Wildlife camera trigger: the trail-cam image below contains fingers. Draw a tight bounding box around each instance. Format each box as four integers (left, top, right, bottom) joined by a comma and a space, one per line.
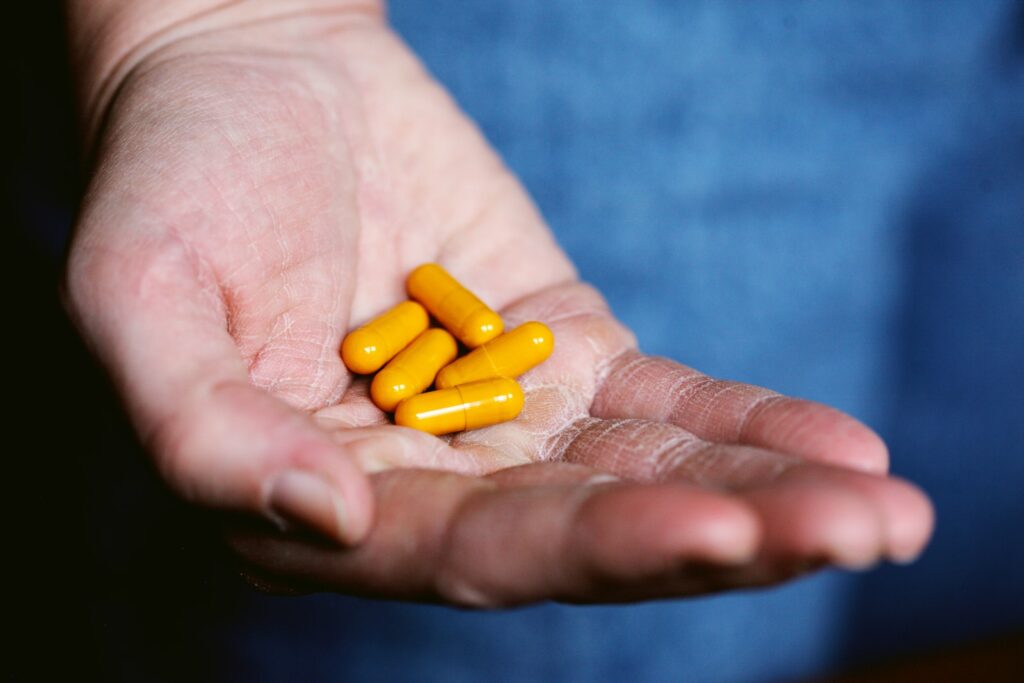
66, 239, 373, 544
481, 283, 886, 477
773, 464, 934, 564
226, 448, 932, 605
227, 465, 763, 606
592, 351, 889, 473
154, 380, 375, 544
558, 418, 933, 568
556, 481, 761, 601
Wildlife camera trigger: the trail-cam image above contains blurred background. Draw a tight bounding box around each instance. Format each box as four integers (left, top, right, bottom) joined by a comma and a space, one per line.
9, 1, 1023, 681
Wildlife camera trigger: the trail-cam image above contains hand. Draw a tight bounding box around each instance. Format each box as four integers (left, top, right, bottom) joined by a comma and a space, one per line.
65, 1, 933, 606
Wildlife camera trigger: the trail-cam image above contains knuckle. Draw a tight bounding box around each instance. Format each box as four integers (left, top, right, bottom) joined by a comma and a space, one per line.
143, 380, 293, 508
145, 402, 210, 504
433, 566, 505, 609
431, 492, 510, 609
143, 380, 240, 504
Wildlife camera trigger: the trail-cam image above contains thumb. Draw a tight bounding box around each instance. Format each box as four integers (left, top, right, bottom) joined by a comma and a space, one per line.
66, 236, 373, 544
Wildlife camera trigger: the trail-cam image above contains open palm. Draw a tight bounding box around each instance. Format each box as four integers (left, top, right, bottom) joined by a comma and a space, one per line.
66, 7, 932, 606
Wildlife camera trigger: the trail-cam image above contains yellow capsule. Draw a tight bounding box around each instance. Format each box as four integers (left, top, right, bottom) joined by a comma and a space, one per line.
371, 328, 459, 412
435, 321, 554, 389
394, 377, 525, 435
406, 263, 504, 347
341, 301, 429, 375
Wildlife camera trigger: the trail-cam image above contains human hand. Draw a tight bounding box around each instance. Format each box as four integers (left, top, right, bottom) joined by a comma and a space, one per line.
65, 1, 932, 606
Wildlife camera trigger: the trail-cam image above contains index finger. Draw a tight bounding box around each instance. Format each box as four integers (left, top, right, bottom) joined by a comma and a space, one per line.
592, 351, 889, 473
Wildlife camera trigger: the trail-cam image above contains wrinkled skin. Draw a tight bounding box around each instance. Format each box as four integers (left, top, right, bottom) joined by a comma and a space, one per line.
66, 4, 932, 607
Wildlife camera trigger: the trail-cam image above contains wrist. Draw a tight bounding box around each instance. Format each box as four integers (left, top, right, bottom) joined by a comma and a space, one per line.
66, 0, 384, 148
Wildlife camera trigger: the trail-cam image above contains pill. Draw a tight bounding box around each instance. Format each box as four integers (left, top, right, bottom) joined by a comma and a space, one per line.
371, 328, 459, 412
406, 263, 503, 347
435, 321, 554, 389
395, 377, 524, 435
341, 301, 429, 374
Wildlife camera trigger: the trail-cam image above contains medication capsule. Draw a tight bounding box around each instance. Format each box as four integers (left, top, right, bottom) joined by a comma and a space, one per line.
406, 263, 504, 347
395, 377, 525, 436
435, 321, 554, 389
371, 328, 459, 412
341, 301, 429, 375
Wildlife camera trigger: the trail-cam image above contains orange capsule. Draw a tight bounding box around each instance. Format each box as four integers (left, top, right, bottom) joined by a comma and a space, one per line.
394, 377, 525, 436
341, 301, 429, 375
406, 263, 503, 347
435, 321, 554, 389
371, 328, 458, 412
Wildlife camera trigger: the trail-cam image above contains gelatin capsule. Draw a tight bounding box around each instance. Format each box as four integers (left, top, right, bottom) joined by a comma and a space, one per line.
341, 301, 429, 375
406, 263, 504, 347
395, 377, 525, 435
435, 321, 554, 389
371, 328, 459, 412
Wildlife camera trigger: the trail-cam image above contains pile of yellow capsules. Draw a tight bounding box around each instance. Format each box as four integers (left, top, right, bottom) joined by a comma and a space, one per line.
341, 263, 554, 435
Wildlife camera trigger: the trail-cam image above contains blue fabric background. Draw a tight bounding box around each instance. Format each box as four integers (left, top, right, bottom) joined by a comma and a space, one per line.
214, 2, 1024, 681
16, 1, 1021, 681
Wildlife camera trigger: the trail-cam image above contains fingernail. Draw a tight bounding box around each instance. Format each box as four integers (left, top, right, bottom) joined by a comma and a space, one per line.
836, 555, 880, 572
890, 548, 925, 566
265, 470, 349, 543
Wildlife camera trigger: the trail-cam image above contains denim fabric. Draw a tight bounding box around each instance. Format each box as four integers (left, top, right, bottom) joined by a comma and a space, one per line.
28, 1, 1024, 681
